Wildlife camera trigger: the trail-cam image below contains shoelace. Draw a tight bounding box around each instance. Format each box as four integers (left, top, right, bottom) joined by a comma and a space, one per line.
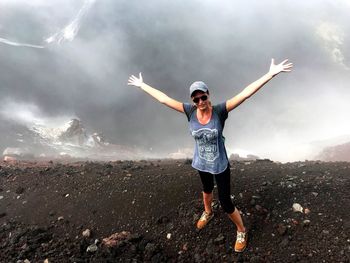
236, 232, 246, 243
200, 212, 211, 221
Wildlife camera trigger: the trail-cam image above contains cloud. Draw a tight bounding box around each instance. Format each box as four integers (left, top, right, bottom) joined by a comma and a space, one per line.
0, 0, 96, 48
0, 98, 75, 128
1, 0, 350, 161
316, 22, 349, 70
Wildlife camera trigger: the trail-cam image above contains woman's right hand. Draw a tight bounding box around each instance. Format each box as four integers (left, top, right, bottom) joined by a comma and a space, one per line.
128, 72, 144, 87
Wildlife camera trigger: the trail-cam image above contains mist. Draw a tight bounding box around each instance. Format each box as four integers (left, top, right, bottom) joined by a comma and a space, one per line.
1, 0, 350, 162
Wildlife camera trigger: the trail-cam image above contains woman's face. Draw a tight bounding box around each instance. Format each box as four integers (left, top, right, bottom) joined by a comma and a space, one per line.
191, 91, 210, 110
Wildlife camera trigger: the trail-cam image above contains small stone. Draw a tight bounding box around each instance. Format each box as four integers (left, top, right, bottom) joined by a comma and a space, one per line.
292, 203, 303, 213
57, 216, 64, 221
0, 196, 3, 200
304, 208, 311, 214
24, 259, 31, 263
166, 233, 171, 239
277, 224, 287, 235
86, 244, 98, 253
214, 234, 225, 244
182, 243, 188, 251
44, 259, 49, 263
82, 229, 91, 237
15, 187, 25, 194
322, 230, 329, 235
292, 219, 299, 225
255, 205, 263, 211
311, 192, 318, 197
302, 220, 311, 226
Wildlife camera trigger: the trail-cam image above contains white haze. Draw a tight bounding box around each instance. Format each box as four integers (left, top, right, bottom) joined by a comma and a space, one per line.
0, 0, 95, 48
0, 100, 76, 140
0, 0, 350, 162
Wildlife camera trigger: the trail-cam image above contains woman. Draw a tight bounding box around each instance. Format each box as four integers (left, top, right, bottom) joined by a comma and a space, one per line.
127, 58, 293, 252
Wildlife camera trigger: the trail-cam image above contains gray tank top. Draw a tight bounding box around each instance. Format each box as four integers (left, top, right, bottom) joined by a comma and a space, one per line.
183, 102, 229, 174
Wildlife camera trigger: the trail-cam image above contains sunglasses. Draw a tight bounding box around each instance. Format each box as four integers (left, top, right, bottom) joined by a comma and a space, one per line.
192, 95, 208, 103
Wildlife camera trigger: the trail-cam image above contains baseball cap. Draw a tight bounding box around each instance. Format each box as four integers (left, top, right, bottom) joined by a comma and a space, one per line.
189, 81, 209, 97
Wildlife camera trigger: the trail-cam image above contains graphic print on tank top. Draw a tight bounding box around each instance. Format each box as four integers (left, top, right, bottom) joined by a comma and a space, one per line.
191, 128, 219, 162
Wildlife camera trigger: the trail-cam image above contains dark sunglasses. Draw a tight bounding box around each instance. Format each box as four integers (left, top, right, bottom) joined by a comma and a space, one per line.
192, 95, 208, 103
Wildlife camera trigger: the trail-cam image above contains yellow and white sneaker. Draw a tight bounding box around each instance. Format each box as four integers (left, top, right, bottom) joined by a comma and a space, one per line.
234, 231, 248, 252
196, 211, 214, 230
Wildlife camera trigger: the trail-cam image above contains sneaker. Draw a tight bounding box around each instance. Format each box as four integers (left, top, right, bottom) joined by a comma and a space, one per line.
234, 231, 248, 252
196, 211, 214, 230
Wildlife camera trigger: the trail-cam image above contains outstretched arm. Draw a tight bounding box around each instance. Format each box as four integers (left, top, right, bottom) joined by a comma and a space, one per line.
128, 73, 184, 113
226, 59, 293, 112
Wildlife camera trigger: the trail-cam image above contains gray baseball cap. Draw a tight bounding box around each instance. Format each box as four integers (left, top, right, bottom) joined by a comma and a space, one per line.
189, 81, 209, 97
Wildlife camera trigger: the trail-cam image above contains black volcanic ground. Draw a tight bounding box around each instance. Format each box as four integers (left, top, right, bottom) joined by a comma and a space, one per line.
0, 159, 349, 262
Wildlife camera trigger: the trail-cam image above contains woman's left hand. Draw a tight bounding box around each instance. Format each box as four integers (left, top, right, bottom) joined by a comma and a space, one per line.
268, 58, 293, 77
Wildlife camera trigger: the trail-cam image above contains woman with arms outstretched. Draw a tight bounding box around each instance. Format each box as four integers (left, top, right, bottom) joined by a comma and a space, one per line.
128, 58, 293, 252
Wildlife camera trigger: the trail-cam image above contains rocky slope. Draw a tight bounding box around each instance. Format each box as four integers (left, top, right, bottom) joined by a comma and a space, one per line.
0, 159, 349, 262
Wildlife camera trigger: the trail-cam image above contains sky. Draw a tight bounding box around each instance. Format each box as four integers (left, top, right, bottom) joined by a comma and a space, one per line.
0, 0, 350, 162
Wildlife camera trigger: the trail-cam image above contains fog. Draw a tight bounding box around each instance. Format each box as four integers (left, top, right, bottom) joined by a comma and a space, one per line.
1, 0, 349, 162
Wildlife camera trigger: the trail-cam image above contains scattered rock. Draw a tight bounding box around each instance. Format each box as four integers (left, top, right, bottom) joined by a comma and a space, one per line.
214, 233, 225, 244
82, 229, 91, 238
302, 220, 311, 227
102, 231, 131, 248
322, 230, 330, 235
15, 186, 25, 194
255, 204, 263, 212
0, 160, 348, 262
277, 224, 287, 235
86, 244, 98, 253
292, 203, 303, 213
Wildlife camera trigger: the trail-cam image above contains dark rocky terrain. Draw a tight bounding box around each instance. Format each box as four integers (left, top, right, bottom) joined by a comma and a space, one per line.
0, 159, 349, 262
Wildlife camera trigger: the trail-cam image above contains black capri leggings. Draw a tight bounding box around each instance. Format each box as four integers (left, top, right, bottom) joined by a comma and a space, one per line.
198, 165, 235, 214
